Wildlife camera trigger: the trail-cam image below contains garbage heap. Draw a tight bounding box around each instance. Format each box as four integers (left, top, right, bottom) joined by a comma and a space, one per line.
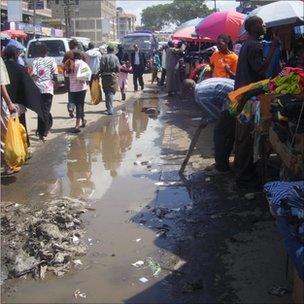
1, 197, 90, 282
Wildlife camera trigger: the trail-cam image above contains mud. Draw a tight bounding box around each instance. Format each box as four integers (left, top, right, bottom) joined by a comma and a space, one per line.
1, 86, 292, 303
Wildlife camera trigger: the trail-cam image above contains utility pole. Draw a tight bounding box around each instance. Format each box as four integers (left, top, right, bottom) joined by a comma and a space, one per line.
64, 0, 71, 38
214, 0, 217, 11
33, 0, 37, 37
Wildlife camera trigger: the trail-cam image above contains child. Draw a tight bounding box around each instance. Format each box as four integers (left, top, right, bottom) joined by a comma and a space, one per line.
65, 51, 87, 133
151, 51, 161, 84
118, 60, 132, 101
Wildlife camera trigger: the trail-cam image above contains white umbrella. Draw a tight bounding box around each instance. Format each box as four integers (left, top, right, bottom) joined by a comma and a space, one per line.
240, 0, 304, 36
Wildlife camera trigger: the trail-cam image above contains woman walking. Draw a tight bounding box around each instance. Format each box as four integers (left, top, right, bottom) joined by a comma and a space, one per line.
65, 51, 88, 132
3, 45, 43, 146
32, 42, 58, 141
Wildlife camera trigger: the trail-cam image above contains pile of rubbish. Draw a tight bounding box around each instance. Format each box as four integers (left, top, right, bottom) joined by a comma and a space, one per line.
1, 197, 91, 282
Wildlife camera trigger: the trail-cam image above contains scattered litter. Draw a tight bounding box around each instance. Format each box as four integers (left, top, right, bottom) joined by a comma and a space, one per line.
136, 154, 142, 158
244, 193, 255, 200
77, 178, 87, 182
134, 238, 141, 243
171, 208, 181, 212
139, 277, 149, 283
155, 181, 183, 187
268, 286, 291, 297
146, 257, 161, 276
116, 110, 123, 115
205, 177, 211, 182
155, 225, 170, 237
72, 235, 80, 245
133, 161, 141, 165
73, 259, 83, 266
150, 169, 158, 173
67, 159, 78, 163
173, 259, 186, 271
88, 238, 92, 242
1, 198, 90, 281
131, 260, 144, 268
74, 289, 87, 299
191, 117, 202, 121
141, 161, 151, 166
39, 193, 45, 196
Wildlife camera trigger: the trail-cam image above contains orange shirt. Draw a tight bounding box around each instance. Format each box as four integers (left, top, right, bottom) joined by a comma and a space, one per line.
210, 51, 238, 78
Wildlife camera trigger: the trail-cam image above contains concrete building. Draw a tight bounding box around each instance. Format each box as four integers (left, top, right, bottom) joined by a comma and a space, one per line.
116, 7, 136, 41
49, 0, 117, 45
1, 0, 52, 26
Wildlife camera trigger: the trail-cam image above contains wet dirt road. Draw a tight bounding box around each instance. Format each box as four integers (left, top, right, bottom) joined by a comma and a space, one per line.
2, 87, 292, 303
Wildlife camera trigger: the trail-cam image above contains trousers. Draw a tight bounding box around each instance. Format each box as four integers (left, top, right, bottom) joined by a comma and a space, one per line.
133, 65, 144, 90
38, 93, 53, 137
104, 90, 114, 114
213, 110, 236, 171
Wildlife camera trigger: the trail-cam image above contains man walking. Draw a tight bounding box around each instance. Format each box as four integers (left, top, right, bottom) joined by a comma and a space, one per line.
86, 42, 102, 87
130, 44, 146, 91
99, 46, 120, 115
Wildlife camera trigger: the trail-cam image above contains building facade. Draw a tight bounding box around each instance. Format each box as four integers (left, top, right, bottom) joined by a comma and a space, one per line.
1, 0, 52, 27
116, 7, 136, 41
48, 0, 117, 45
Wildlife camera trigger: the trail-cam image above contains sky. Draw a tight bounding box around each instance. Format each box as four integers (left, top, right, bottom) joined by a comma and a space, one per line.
116, 0, 238, 25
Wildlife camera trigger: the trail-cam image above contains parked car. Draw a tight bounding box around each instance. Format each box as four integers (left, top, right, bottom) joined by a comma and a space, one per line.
25, 37, 85, 87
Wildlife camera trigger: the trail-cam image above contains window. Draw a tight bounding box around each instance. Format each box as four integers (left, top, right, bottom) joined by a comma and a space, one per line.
28, 40, 66, 58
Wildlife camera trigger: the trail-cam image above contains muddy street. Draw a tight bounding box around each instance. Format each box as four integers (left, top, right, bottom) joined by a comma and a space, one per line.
1, 87, 292, 303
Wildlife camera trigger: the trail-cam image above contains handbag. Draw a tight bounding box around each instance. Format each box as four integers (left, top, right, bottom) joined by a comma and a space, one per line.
76, 60, 92, 82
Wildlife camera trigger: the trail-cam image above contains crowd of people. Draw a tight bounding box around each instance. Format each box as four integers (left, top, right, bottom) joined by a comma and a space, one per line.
1, 16, 303, 186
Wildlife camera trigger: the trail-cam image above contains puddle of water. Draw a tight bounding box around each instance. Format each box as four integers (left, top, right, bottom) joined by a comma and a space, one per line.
2, 94, 191, 303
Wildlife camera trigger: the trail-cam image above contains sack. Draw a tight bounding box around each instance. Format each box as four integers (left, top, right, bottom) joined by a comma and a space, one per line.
90, 79, 102, 105
76, 60, 92, 82
4, 115, 28, 172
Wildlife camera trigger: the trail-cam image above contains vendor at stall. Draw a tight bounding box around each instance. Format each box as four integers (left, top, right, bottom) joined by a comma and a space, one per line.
233, 15, 280, 187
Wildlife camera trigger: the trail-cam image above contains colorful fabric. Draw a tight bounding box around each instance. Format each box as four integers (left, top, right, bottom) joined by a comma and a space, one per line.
228, 79, 269, 115
210, 50, 238, 78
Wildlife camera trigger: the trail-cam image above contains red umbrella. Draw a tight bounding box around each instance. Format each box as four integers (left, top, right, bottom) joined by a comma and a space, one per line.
195, 11, 245, 42
172, 26, 211, 42
1, 30, 27, 39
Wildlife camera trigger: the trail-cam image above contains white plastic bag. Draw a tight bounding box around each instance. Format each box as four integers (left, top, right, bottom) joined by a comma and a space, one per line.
76, 60, 92, 82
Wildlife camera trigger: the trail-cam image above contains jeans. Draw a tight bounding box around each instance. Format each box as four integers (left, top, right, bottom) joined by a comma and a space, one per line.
213, 110, 236, 171
38, 93, 53, 137
69, 90, 86, 119
104, 90, 114, 114
133, 65, 144, 90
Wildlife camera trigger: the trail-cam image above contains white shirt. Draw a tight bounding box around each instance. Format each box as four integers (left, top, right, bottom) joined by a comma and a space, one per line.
134, 51, 140, 65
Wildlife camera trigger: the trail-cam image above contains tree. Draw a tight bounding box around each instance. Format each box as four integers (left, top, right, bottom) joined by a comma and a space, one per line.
141, 0, 213, 30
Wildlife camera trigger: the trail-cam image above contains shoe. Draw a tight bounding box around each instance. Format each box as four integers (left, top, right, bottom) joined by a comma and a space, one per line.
134, 88, 138, 92
205, 168, 230, 176
122, 93, 126, 101
68, 110, 74, 118
141, 86, 144, 90
72, 127, 81, 133
81, 119, 87, 128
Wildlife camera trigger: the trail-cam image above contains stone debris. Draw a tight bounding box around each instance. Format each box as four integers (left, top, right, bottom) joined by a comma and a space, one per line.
74, 289, 87, 299
1, 197, 91, 282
